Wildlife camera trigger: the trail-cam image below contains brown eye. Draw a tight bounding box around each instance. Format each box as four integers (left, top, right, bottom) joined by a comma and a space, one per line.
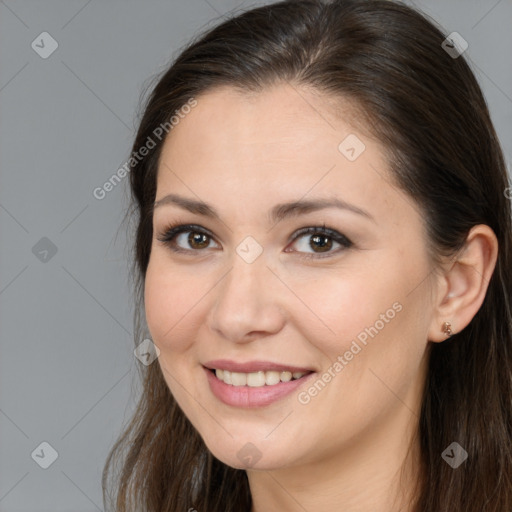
156, 224, 219, 253
286, 226, 352, 259
309, 234, 333, 253
157, 223, 352, 259
187, 231, 210, 249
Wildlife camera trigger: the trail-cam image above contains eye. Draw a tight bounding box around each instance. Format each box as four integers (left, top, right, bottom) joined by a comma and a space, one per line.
156, 223, 219, 254
156, 222, 353, 259
285, 224, 353, 259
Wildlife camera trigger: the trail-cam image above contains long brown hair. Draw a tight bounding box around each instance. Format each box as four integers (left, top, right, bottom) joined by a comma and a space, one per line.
102, 1, 512, 510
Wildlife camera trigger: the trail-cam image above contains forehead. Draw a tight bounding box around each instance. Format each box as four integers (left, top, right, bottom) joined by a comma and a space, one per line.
154, 83, 414, 230
164, 84, 368, 155
159, 84, 385, 180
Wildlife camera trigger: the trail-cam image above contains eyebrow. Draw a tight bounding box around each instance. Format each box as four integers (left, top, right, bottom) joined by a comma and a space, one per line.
153, 193, 375, 224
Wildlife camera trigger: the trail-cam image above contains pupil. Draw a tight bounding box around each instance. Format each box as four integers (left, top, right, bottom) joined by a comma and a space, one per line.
189, 232, 209, 249
185, 232, 333, 252
311, 234, 332, 252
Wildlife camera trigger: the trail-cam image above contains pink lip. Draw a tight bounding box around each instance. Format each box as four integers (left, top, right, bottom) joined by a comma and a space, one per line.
203, 366, 316, 408
203, 359, 314, 373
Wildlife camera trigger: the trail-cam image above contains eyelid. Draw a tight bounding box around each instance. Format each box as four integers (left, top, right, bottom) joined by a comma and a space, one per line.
156, 223, 220, 250
156, 222, 353, 258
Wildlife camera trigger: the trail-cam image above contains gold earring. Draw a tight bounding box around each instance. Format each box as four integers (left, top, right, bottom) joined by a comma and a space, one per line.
442, 321, 453, 338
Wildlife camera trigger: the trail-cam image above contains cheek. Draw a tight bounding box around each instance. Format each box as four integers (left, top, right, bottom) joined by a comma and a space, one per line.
144, 259, 203, 405
144, 255, 204, 353
288, 263, 404, 358
291, 252, 430, 389
319, 261, 432, 402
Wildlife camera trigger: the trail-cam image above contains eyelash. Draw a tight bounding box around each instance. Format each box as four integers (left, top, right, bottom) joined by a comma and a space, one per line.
156, 222, 353, 260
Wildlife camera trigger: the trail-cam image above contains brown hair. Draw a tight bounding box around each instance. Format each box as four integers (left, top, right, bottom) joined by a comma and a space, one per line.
102, 1, 512, 510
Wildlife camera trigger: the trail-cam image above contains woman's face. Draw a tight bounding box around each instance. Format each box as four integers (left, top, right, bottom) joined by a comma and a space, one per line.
145, 83, 435, 470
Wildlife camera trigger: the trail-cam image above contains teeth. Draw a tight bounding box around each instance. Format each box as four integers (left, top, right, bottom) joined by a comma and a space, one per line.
280, 371, 292, 382
247, 371, 266, 387
231, 372, 247, 386
213, 368, 308, 387
265, 371, 281, 386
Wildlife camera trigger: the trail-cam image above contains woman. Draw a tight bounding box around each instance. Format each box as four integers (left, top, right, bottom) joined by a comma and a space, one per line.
102, 1, 512, 510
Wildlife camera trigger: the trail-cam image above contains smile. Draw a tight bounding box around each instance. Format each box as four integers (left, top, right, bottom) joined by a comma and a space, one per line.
212, 368, 309, 387
203, 365, 315, 408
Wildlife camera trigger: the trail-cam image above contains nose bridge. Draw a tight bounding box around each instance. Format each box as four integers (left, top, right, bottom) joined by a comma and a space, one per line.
208, 243, 285, 342
222, 232, 270, 301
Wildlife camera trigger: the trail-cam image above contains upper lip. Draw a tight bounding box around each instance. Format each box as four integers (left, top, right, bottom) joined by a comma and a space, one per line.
203, 359, 315, 373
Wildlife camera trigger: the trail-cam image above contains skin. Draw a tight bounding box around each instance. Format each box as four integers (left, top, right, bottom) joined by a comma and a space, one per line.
144, 82, 498, 511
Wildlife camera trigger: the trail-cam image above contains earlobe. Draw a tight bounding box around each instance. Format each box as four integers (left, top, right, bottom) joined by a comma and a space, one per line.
442, 321, 453, 338
427, 224, 498, 343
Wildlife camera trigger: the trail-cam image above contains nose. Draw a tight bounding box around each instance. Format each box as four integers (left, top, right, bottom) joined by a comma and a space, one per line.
207, 250, 286, 344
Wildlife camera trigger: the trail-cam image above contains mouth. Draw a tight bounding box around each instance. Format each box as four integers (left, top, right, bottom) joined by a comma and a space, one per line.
206, 367, 313, 388
203, 363, 316, 408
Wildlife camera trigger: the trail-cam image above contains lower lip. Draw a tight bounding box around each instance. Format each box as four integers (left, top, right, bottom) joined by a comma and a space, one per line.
204, 367, 315, 408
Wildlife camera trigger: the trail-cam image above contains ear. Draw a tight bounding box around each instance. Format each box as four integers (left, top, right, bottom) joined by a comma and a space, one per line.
427, 224, 498, 342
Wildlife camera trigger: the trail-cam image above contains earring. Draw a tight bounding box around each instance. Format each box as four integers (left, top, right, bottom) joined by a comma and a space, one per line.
442, 321, 453, 338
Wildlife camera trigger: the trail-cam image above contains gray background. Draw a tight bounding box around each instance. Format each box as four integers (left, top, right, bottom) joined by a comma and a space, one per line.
0, 0, 511, 510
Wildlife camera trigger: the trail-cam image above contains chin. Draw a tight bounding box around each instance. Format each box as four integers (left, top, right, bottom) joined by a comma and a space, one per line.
200, 431, 300, 471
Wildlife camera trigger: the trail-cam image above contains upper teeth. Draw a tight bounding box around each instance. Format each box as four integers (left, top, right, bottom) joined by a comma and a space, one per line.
214, 369, 307, 387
